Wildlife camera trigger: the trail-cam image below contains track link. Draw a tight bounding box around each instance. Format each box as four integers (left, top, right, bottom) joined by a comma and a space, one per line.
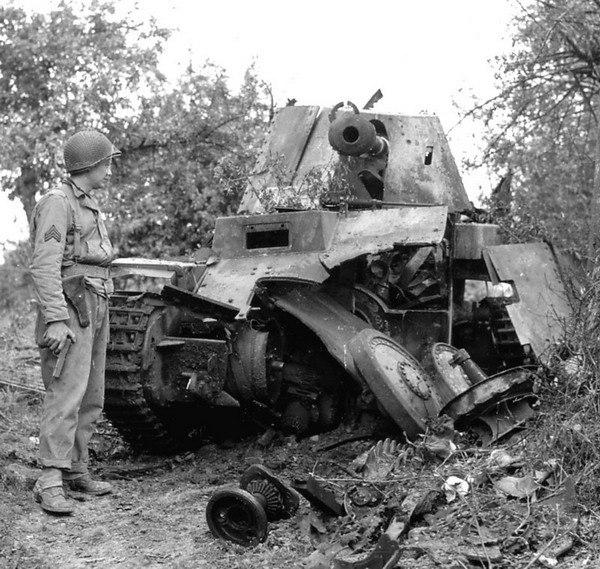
489, 303, 531, 369
104, 292, 178, 454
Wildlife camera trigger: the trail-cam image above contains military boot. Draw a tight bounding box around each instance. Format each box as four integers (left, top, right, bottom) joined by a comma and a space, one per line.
65, 474, 112, 496
32, 481, 75, 515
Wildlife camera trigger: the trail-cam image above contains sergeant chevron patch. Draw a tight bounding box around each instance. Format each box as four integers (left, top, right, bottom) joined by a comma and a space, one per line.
44, 225, 62, 242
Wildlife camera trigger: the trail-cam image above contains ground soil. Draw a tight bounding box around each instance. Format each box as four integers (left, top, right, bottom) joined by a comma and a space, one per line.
1, 318, 598, 568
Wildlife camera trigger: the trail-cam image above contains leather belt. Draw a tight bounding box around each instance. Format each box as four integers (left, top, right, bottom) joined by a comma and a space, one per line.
61, 264, 111, 279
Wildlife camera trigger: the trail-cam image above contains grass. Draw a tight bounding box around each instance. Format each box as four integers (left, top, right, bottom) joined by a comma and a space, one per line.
521, 273, 600, 505
2, 258, 600, 566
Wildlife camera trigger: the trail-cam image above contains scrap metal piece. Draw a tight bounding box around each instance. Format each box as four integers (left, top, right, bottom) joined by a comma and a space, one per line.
332, 533, 401, 569
440, 367, 537, 444
348, 485, 383, 507
185, 372, 240, 407
322, 206, 447, 270
292, 475, 346, 517
453, 223, 501, 260
469, 398, 535, 447
363, 89, 383, 111
348, 329, 441, 439
357, 438, 402, 481
332, 490, 440, 569
159, 337, 228, 404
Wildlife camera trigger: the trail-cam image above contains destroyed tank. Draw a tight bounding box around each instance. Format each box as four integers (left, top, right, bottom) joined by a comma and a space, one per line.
105, 101, 572, 453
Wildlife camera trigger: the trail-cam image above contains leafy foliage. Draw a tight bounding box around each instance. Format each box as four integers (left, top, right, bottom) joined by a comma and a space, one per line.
0, 241, 33, 332
459, 0, 600, 506
466, 0, 600, 255
0, 0, 169, 217
104, 64, 271, 258
0, 1, 271, 259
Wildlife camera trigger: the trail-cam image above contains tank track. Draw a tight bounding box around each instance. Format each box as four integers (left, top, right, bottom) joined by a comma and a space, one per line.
489, 303, 530, 369
104, 292, 178, 454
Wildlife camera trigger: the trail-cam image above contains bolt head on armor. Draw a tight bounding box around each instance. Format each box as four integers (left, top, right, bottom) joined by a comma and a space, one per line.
63, 130, 121, 174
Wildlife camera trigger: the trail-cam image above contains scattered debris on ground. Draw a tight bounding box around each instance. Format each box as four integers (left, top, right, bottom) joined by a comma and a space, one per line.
1, 387, 598, 568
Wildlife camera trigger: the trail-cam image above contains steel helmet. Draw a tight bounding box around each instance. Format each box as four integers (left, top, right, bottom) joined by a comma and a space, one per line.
63, 129, 121, 174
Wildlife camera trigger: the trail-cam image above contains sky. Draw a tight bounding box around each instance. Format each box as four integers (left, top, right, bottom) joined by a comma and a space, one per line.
0, 0, 522, 260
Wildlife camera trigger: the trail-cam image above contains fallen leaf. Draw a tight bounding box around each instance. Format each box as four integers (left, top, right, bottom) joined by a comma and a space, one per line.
493, 475, 538, 498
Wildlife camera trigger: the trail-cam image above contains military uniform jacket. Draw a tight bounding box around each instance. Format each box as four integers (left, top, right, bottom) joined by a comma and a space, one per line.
30, 179, 115, 324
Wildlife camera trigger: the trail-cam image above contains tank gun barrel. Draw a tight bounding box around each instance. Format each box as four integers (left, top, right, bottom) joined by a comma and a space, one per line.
328, 101, 388, 157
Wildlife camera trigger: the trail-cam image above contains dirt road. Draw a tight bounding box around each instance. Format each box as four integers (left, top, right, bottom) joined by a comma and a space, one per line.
0, 322, 597, 568
0, 415, 349, 569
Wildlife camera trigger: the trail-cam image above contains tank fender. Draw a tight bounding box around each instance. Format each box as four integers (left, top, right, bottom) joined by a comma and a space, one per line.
270, 288, 369, 383
271, 288, 443, 438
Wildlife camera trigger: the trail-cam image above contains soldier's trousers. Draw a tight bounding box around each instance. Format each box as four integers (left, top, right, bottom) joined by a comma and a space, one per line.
36, 288, 109, 481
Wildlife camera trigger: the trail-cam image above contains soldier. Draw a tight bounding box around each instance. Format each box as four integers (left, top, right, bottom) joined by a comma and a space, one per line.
29, 130, 120, 515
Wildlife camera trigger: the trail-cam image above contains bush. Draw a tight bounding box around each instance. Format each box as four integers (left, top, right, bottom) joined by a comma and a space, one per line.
0, 241, 34, 321
525, 264, 600, 504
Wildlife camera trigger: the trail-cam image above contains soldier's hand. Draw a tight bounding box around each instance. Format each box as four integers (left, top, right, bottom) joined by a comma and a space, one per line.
44, 321, 76, 354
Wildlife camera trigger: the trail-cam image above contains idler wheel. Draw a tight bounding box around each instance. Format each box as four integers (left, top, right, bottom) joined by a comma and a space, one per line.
206, 488, 268, 547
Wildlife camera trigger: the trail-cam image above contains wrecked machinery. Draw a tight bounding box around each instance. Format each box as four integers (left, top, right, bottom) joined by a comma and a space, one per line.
105, 100, 573, 454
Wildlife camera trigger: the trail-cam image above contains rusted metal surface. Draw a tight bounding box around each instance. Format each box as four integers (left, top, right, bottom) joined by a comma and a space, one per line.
292, 475, 346, 517
204, 210, 336, 315
111, 257, 198, 279
333, 532, 401, 569
291, 107, 339, 189
383, 114, 471, 211
238, 106, 471, 213
238, 105, 320, 214
470, 398, 535, 446
440, 368, 534, 430
195, 253, 330, 317
427, 343, 472, 406
201, 207, 447, 316
452, 223, 501, 260
212, 210, 339, 258
271, 288, 369, 380
321, 206, 447, 269
483, 242, 572, 363
352, 285, 451, 361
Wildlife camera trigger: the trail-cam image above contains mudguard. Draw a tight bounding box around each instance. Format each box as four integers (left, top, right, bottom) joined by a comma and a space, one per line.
271, 288, 440, 439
